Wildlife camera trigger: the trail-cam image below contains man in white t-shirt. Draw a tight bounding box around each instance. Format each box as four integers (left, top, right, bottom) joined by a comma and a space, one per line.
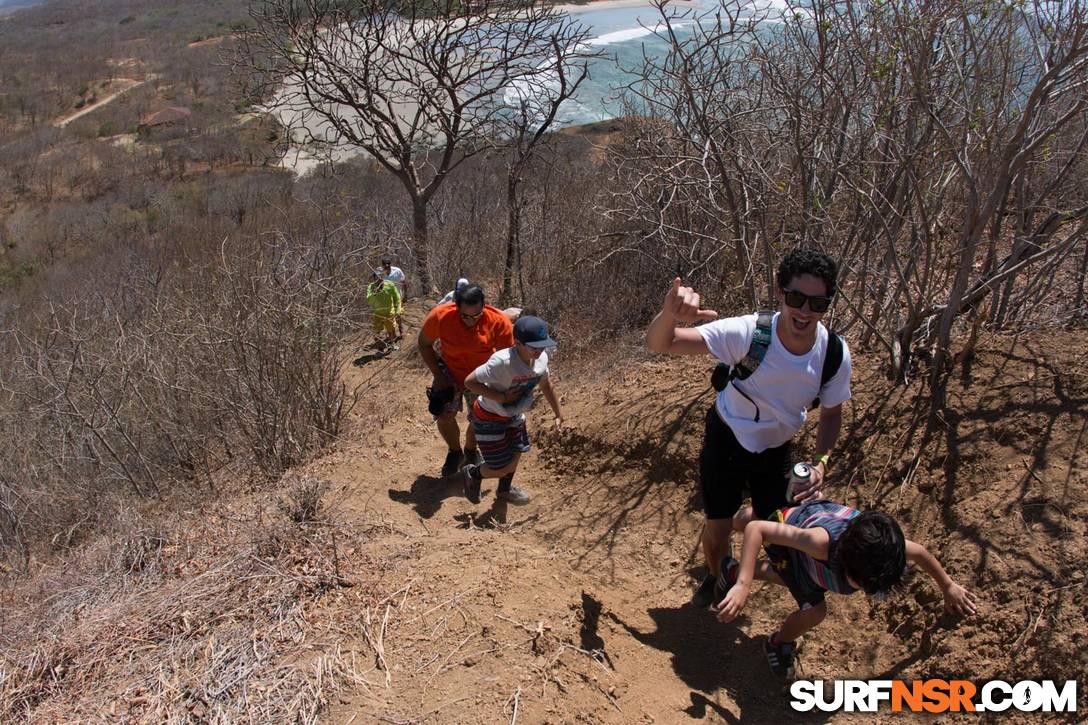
461, 316, 564, 505
381, 258, 407, 337
645, 247, 852, 610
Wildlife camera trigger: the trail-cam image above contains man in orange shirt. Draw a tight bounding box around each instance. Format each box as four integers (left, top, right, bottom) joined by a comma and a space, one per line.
417, 284, 515, 476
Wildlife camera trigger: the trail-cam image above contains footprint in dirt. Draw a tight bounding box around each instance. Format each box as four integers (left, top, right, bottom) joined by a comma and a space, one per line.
388, 474, 468, 519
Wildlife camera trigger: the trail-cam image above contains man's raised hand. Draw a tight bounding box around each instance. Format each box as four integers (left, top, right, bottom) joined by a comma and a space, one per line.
665, 278, 719, 323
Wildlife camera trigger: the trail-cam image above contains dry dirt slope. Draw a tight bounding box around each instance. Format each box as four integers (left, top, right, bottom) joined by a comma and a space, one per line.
310, 326, 1087, 724
1, 321, 1084, 723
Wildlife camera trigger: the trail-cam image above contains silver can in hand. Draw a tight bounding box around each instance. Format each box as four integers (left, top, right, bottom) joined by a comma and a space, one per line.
785, 462, 812, 504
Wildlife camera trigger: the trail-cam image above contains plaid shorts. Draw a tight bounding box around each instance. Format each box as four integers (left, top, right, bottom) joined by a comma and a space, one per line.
468, 401, 530, 469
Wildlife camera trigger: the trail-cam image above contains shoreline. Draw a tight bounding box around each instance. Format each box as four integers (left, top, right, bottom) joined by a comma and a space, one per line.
552, 0, 702, 14
279, 0, 699, 175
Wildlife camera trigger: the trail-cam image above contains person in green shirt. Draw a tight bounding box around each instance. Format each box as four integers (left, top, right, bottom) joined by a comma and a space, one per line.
367, 270, 402, 350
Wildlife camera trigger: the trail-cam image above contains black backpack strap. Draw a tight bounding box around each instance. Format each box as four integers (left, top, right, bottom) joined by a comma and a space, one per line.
810, 330, 844, 409
731, 311, 774, 382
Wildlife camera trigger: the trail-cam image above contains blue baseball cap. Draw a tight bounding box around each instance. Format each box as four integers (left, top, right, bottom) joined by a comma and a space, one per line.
513, 316, 556, 348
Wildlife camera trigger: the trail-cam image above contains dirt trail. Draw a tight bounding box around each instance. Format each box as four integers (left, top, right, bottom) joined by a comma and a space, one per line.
298, 305, 1087, 723
54, 78, 147, 128
4, 300, 1081, 722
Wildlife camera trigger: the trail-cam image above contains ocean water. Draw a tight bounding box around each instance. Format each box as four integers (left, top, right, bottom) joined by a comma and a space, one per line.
518, 0, 792, 127
278, 0, 793, 173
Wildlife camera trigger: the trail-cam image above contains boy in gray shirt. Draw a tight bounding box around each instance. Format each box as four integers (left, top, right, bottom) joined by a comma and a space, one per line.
461, 316, 564, 505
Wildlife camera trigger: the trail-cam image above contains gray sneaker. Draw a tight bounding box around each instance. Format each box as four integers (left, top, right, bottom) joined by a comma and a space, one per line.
496, 486, 530, 505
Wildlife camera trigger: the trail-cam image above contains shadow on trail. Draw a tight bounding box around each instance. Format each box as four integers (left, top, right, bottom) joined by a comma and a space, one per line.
607, 605, 817, 721
388, 474, 467, 519
684, 692, 737, 722
857, 341, 1088, 587
579, 592, 615, 669
534, 377, 713, 582
454, 498, 508, 529
353, 349, 390, 367
838, 338, 1088, 684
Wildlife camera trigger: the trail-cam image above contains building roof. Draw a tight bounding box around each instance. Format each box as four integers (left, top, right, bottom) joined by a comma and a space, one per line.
140, 106, 192, 127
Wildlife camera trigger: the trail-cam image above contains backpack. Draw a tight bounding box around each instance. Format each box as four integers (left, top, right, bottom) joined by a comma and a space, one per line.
710, 311, 844, 410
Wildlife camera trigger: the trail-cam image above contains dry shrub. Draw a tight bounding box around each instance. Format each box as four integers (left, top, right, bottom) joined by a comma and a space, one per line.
0, 492, 379, 722
115, 529, 166, 575
277, 474, 330, 524
0, 225, 369, 565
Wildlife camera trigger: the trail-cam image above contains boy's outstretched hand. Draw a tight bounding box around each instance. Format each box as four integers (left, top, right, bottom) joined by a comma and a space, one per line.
712, 583, 749, 623
664, 278, 719, 323
942, 582, 978, 616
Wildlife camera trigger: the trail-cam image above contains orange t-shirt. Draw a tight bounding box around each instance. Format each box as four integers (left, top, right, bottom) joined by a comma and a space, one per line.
422, 303, 515, 384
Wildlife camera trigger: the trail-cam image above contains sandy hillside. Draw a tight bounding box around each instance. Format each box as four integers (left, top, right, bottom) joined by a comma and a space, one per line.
2, 302, 1085, 722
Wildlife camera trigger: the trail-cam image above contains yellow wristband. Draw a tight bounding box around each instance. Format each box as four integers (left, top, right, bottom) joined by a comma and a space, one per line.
817, 453, 830, 469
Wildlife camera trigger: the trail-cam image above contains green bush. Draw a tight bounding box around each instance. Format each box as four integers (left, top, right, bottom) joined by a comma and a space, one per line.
0, 260, 37, 287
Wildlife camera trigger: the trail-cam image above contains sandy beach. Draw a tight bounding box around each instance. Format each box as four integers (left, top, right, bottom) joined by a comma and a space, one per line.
276, 0, 704, 175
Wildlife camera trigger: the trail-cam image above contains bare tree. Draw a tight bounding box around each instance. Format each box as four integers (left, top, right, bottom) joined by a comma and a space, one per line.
607, 0, 772, 307
235, 0, 591, 292
493, 32, 595, 302
610, 0, 1088, 405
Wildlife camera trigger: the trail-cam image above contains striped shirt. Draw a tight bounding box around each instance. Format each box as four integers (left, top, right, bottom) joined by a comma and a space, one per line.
778, 501, 859, 595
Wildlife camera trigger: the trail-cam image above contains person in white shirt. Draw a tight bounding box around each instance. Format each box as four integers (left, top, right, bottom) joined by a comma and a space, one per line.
460, 316, 564, 506
381, 258, 407, 337
438, 278, 470, 305
644, 247, 852, 609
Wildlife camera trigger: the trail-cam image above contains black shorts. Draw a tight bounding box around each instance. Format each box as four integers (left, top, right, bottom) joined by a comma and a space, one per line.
698, 405, 791, 520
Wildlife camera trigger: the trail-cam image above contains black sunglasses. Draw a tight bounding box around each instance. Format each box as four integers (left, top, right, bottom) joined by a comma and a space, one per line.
459, 309, 483, 321
782, 288, 832, 313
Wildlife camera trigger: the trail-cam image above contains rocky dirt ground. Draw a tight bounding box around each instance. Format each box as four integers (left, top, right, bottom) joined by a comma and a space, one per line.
2, 304, 1085, 723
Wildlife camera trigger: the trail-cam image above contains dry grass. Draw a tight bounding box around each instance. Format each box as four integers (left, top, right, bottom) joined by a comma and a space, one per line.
0, 475, 386, 723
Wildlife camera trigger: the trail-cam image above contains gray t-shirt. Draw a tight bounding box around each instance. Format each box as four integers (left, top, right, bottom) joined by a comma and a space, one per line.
473, 347, 550, 417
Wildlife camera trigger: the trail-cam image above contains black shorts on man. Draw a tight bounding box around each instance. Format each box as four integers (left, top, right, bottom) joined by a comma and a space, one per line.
698, 405, 791, 520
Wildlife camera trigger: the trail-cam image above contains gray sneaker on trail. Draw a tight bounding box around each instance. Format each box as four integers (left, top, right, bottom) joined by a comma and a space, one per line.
496, 486, 530, 505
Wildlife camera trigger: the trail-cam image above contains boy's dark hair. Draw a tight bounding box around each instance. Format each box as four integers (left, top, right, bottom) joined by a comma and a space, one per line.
455, 284, 485, 307
838, 511, 906, 596
777, 247, 839, 297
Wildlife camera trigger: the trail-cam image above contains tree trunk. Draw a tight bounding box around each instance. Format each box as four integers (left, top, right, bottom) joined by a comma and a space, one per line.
891, 313, 921, 383
411, 196, 432, 294
931, 225, 980, 404
502, 174, 519, 304
1074, 233, 1088, 321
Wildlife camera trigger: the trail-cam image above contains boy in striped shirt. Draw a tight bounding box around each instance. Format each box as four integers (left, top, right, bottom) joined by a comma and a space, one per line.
712, 501, 977, 679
